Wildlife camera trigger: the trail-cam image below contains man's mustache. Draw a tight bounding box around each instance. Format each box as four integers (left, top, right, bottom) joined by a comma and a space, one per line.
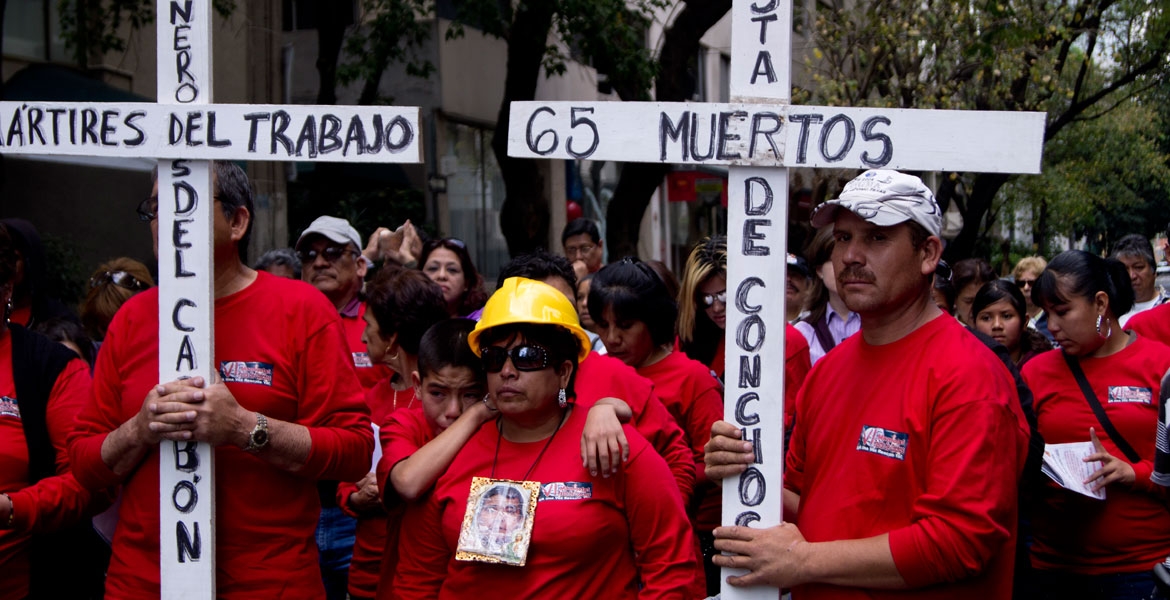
838, 266, 875, 285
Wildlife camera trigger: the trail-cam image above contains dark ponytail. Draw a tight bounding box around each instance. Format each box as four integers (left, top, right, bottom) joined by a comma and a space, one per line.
1033, 250, 1134, 317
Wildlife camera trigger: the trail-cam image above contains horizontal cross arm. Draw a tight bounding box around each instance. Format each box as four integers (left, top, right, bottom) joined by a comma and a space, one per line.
507, 101, 1045, 174
0, 102, 421, 163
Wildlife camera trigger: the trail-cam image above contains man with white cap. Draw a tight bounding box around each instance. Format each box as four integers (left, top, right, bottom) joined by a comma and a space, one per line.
295, 216, 390, 600
704, 170, 1030, 598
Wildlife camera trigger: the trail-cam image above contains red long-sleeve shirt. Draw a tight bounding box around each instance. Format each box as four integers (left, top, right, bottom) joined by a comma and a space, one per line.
1022, 337, 1170, 574
575, 352, 696, 504
787, 315, 1028, 599
68, 272, 373, 599
392, 405, 696, 598
375, 405, 434, 599
0, 346, 97, 600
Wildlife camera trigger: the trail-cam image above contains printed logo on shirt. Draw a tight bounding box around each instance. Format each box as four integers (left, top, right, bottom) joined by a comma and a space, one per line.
1107, 386, 1152, 404
219, 361, 274, 386
856, 425, 909, 461
352, 352, 374, 368
0, 396, 19, 420
538, 482, 592, 501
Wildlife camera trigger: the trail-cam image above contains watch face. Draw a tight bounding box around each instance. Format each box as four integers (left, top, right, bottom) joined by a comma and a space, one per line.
253, 430, 269, 446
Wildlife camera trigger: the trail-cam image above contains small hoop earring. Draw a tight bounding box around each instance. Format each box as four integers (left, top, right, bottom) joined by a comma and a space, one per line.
387, 350, 400, 361
482, 393, 498, 412
3, 300, 10, 324
557, 388, 568, 408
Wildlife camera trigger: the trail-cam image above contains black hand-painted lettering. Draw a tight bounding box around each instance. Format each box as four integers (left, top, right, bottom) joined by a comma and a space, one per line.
751, 14, 778, 44
861, 116, 893, 167
749, 427, 763, 464
172, 479, 198, 513
743, 219, 771, 256
735, 511, 761, 527
787, 113, 823, 164
525, 107, 558, 156
566, 107, 599, 159
820, 114, 856, 162
26, 108, 45, 145
716, 111, 746, 160
738, 354, 761, 388
173, 440, 199, 472
748, 112, 782, 159
124, 111, 147, 146
176, 521, 201, 563
46, 108, 65, 145
175, 334, 197, 371
184, 112, 204, 147
294, 115, 318, 158
343, 115, 367, 155
243, 112, 270, 152
172, 299, 196, 333
384, 115, 414, 152
751, 52, 777, 85
173, 219, 193, 249
736, 314, 766, 352
735, 392, 761, 425
99, 110, 120, 146
174, 250, 195, 278
271, 111, 293, 155
207, 111, 230, 147
744, 177, 773, 216
170, 0, 193, 24
319, 114, 343, 154
750, 0, 778, 12
658, 111, 690, 162
172, 180, 196, 213
168, 113, 184, 145
81, 109, 99, 144
738, 466, 766, 506
364, 115, 385, 153
170, 159, 191, 177
735, 277, 764, 313
689, 112, 716, 161
173, 24, 190, 50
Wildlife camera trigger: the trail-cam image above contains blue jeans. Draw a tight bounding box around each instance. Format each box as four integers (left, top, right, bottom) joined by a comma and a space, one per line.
316, 506, 357, 600
1030, 568, 1165, 600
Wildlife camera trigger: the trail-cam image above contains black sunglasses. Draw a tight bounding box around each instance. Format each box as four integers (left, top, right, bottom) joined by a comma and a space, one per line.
298, 246, 353, 264
1015, 278, 1037, 289
481, 344, 551, 373
90, 270, 149, 291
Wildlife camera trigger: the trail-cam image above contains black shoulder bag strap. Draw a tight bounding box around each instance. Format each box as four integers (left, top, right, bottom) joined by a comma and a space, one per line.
1062, 351, 1142, 463
812, 314, 836, 354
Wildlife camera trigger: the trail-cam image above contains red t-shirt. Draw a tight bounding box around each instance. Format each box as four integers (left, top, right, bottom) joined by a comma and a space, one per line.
342, 383, 416, 598
68, 271, 373, 599
1126, 305, 1170, 348
783, 323, 812, 436
787, 315, 1028, 599
636, 351, 724, 531
375, 405, 434, 600
0, 338, 95, 600
343, 302, 393, 393
1021, 337, 1170, 574
574, 352, 696, 504
392, 406, 696, 599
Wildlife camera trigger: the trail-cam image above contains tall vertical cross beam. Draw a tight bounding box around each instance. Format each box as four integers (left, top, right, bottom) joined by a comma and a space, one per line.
506, 1, 1045, 598
0, 2, 422, 596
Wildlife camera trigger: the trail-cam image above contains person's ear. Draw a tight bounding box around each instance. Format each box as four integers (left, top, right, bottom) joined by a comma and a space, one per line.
1094, 290, 1110, 317
228, 206, 250, 243
919, 236, 944, 277
556, 360, 573, 390
412, 370, 423, 397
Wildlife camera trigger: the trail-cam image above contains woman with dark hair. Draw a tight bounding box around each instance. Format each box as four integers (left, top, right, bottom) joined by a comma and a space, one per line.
972, 279, 1053, 368
1021, 250, 1170, 599
341, 266, 451, 600
418, 238, 488, 318
0, 223, 109, 599
394, 277, 695, 598
796, 226, 860, 365
590, 257, 723, 594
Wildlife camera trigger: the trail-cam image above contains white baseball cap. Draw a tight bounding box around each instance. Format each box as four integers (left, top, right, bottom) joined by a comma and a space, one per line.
296, 216, 362, 251
810, 170, 942, 237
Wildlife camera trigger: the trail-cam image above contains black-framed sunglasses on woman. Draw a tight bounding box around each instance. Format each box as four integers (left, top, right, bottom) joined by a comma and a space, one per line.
90, 271, 150, 291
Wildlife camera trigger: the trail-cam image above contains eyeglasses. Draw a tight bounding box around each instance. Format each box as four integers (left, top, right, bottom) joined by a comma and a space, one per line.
701, 290, 727, 307
137, 196, 159, 221
90, 270, 149, 291
1015, 278, 1037, 289
137, 195, 222, 221
481, 344, 551, 373
935, 260, 952, 282
564, 244, 596, 258
298, 246, 353, 264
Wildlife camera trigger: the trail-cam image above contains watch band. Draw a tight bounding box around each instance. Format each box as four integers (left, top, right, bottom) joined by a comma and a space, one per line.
244, 413, 269, 453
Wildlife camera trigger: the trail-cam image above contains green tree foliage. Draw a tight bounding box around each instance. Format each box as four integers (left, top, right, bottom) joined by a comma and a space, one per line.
1001, 100, 1170, 256
56, 0, 235, 69
804, 0, 1170, 260
336, 0, 435, 105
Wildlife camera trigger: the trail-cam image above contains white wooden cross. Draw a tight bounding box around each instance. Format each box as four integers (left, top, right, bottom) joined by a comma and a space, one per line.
0, 2, 421, 597
507, 1, 1044, 598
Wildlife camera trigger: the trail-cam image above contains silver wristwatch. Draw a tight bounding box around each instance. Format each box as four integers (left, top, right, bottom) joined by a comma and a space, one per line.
243, 413, 269, 453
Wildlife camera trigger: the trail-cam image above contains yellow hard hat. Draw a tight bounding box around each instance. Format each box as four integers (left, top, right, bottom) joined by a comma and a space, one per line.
468, 277, 592, 362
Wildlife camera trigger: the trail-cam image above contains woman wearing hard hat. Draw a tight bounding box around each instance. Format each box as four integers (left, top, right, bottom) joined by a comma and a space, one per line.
392, 277, 697, 598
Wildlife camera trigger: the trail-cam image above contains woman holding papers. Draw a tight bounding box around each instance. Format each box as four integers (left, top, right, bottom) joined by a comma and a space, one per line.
1021, 250, 1170, 600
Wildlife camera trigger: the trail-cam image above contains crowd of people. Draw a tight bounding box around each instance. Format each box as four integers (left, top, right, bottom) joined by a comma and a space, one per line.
3, 163, 1170, 600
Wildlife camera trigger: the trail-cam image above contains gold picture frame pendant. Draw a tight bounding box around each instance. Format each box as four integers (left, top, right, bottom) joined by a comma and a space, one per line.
455, 477, 540, 566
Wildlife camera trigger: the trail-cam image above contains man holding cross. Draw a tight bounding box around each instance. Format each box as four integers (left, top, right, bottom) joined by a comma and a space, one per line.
69, 161, 374, 598
706, 170, 1031, 598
